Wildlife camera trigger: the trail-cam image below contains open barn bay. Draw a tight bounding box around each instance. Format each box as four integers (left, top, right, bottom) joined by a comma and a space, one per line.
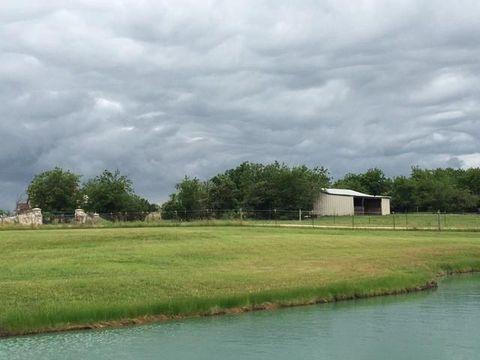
1, 226, 480, 336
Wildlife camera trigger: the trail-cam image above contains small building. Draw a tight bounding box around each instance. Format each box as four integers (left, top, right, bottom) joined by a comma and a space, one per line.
314, 188, 390, 216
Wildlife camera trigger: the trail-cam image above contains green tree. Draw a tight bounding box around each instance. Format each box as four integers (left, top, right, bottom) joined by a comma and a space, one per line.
334, 168, 390, 195
208, 174, 240, 210
161, 177, 207, 219
82, 170, 153, 213
361, 168, 391, 195
390, 176, 416, 211
27, 167, 81, 212
334, 173, 367, 193
459, 168, 480, 197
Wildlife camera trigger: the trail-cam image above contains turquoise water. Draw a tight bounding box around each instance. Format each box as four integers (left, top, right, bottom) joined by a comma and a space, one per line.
1, 275, 479, 360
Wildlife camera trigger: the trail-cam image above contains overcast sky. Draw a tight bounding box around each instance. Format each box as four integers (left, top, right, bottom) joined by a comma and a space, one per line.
1, 1, 480, 209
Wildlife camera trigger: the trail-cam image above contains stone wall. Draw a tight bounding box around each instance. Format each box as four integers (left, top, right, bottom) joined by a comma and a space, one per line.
0, 208, 43, 226
74, 209, 100, 224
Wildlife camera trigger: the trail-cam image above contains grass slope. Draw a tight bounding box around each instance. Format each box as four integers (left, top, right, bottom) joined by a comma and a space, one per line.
1, 226, 480, 336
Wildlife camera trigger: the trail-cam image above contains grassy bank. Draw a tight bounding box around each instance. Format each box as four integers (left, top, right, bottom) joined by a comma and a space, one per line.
1, 226, 480, 336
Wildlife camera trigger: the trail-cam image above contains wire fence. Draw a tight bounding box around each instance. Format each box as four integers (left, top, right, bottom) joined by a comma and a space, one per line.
22, 209, 480, 231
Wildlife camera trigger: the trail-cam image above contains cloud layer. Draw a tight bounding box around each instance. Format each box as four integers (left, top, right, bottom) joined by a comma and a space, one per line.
1, 1, 480, 209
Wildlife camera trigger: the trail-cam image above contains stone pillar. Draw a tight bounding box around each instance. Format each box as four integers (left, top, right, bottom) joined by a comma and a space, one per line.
75, 209, 87, 224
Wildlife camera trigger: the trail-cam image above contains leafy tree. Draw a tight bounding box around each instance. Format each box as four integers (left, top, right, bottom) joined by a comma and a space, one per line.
82, 170, 154, 213
334, 168, 391, 195
161, 177, 207, 219
459, 168, 480, 197
175, 176, 207, 214
361, 168, 391, 195
390, 176, 416, 211
334, 173, 367, 193
208, 174, 239, 210
27, 167, 81, 212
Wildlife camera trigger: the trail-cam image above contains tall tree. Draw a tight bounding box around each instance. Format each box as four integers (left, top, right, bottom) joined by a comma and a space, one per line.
161, 177, 207, 219
334, 168, 391, 195
333, 173, 367, 193
27, 167, 81, 213
82, 169, 153, 213
361, 168, 391, 195
390, 176, 416, 211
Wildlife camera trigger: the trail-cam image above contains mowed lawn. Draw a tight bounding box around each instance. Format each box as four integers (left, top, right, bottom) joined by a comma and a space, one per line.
1, 226, 480, 335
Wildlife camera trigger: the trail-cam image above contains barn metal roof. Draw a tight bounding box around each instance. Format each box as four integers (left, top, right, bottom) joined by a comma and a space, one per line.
322, 188, 390, 198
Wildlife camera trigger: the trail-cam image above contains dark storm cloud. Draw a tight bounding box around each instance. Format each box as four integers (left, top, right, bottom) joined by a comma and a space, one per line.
1, 0, 480, 209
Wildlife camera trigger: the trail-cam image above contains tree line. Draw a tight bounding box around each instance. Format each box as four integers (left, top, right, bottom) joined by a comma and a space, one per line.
162, 162, 330, 218
334, 167, 480, 212
25, 167, 157, 214
7, 163, 479, 217
163, 163, 480, 216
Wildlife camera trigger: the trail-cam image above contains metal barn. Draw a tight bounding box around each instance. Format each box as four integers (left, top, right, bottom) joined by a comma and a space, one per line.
313, 189, 391, 216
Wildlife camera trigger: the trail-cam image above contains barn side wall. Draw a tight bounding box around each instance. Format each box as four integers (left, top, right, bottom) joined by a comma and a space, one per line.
314, 193, 354, 216
381, 198, 391, 215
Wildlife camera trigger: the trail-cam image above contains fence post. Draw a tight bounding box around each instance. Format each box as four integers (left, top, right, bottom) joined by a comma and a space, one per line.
274, 208, 277, 226
393, 211, 396, 230
444, 212, 447, 228
352, 213, 355, 229
311, 211, 314, 228
299, 209, 302, 222
437, 210, 441, 231
405, 211, 408, 230
239, 208, 243, 224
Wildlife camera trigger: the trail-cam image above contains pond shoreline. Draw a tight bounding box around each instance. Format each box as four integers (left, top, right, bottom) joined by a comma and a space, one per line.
7, 272, 477, 339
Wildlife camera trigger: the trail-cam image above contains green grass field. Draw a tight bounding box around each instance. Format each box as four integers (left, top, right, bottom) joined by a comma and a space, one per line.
1, 226, 480, 336
263, 213, 480, 229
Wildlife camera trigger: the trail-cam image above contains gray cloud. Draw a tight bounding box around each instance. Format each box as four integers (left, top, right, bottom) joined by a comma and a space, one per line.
1, 0, 480, 209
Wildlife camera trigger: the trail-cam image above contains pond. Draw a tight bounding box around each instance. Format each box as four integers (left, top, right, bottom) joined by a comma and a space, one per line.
1, 274, 479, 359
